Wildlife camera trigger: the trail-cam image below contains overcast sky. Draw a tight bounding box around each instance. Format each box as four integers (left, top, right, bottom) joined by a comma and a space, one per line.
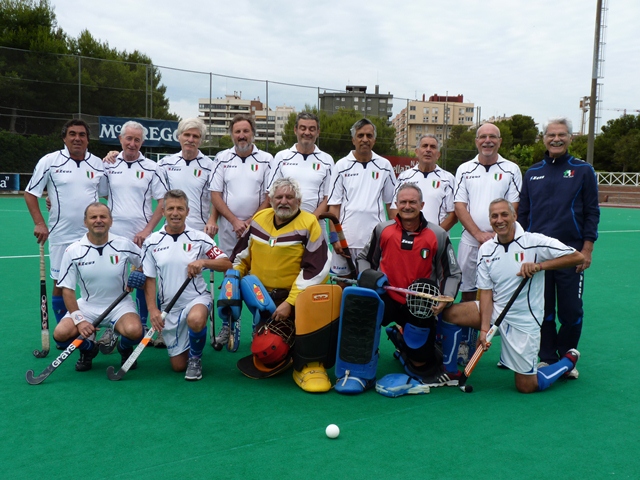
52, 0, 639, 133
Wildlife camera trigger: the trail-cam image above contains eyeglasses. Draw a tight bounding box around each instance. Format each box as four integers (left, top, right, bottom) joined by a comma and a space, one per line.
544, 133, 569, 139
476, 134, 500, 141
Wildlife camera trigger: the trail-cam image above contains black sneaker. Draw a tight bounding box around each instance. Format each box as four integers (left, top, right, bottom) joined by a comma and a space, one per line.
75, 342, 99, 372
120, 346, 138, 371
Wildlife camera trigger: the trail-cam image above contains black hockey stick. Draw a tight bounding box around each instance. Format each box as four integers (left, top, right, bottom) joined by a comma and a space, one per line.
107, 276, 191, 380
33, 243, 50, 358
26, 271, 147, 385
319, 212, 357, 276
458, 276, 530, 393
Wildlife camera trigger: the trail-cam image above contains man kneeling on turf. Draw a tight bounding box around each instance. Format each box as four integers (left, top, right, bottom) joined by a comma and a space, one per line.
142, 190, 232, 381
444, 199, 584, 393
54, 203, 144, 372
231, 178, 333, 392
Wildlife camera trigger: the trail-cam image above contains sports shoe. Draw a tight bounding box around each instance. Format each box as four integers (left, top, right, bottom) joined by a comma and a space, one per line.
293, 362, 331, 393
213, 324, 230, 349
75, 342, 99, 372
185, 357, 203, 381
496, 360, 509, 369
418, 367, 462, 387
119, 347, 137, 371
563, 349, 580, 379
537, 361, 550, 369
98, 327, 118, 355
154, 330, 167, 348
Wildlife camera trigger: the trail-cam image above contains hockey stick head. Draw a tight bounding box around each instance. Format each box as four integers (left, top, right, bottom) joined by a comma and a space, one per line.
405, 279, 441, 319
127, 270, 147, 290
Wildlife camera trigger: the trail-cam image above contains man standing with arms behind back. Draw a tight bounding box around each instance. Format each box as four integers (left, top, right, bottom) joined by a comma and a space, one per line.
24, 119, 104, 334
327, 118, 397, 276
454, 123, 522, 302
261, 112, 333, 218
518, 117, 599, 378
391, 134, 457, 232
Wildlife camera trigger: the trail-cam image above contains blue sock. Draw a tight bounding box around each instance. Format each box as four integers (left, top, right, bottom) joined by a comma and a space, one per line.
440, 321, 462, 373
52, 295, 66, 324
189, 327, 207, 358
136, 288, 148, 329
119, 332, 142, 351
55, 339, 72, 349
537, 357, 574, 391
79, 339, 95, 351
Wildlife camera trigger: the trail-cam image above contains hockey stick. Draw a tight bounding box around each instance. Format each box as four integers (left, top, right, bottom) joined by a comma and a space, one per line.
330, 276, 455, 303
319, 212, 357, 276
458, 276, 529, 393
26, 270, 147, 385
107, 276, 191, 380
33, 243, 50, 358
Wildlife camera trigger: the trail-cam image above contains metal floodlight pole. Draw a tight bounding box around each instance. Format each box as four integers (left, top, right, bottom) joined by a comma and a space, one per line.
265, 80, 269, 152
78, 56, 81, 116
587, 0, 603, 166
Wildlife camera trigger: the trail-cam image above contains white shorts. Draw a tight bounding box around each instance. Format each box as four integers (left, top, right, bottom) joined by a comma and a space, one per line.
498, 322, 540, 375
217, 217, 242, 258
162, 294, 211, 358
457, 242, 478, 293
49, 243, 72, 281
65, 296, 138, 329
330, 247, 363, 277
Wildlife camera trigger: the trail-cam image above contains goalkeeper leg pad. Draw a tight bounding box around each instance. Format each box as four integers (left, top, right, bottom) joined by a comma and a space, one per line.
218, 269, 243, 352
240, 275, 276, 329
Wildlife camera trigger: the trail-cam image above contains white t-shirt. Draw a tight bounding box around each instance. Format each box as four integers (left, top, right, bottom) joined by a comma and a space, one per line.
26, 147, 105, 245
210, 145, 273, 220
476, 223, 575, 333
266, 145, 333, 214
142, 226, 227, 311
454, 155, 522, 247
157, 150, 215, 231
102, 153, 166, 239
327, 151, 397, 248
58, 233, 142, 309
393, 165, 455, 225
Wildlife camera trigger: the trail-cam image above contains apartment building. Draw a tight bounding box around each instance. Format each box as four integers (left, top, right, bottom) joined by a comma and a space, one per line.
319, 85, 393, 121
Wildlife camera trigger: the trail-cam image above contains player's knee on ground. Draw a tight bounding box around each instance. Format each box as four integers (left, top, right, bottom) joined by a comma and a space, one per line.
170, 351, 189, 372
514, 372, 539, 394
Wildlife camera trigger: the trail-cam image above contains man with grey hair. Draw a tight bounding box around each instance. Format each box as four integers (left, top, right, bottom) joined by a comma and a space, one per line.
262, 112, 333, 217
518, 117, 599, 378
453, 122, 522, 302
99, 120, 167, 351
210, 113, 273, 256
231, 177, 332, 392
391, 134, 457, 231
157, 117, 217, 237
327, 118, 397, 276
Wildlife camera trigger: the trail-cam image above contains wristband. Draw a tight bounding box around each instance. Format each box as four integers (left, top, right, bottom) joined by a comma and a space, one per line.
71, 310, 86, 326
329, 231, 339, 244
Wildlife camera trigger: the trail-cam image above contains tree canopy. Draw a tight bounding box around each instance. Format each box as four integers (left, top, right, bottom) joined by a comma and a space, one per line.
280, 106, 397, 160
0, 0, 176, 136
594, 114, 640, 172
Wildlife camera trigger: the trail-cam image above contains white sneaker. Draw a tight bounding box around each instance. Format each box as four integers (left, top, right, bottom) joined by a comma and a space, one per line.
185, 357, 202, 381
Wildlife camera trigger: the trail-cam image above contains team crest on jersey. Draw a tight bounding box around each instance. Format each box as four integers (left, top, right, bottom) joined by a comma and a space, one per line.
312, 163, 321, 171
86, 171, 94, 179
109, 255, 120, 265
269, 237, 277, 247
193, 169, 202, 177
563, 170, 575, 178
514, 252, 524, 262
183, 243, 192, 252
251, 164, 259, 172
420, 248, 429, 259
136, 171, 144, 179
494, 173, 503, 181
432, 181, 440, 189
372, 172, 379, 180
